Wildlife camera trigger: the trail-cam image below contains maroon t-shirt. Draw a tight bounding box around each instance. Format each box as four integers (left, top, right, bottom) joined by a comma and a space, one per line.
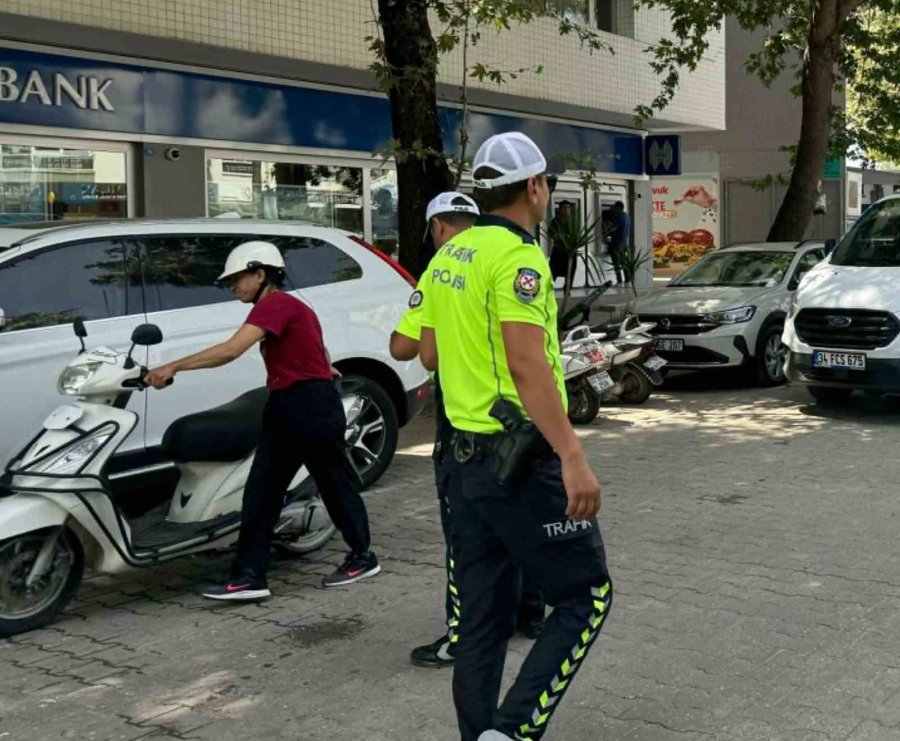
246, 291, 333, 390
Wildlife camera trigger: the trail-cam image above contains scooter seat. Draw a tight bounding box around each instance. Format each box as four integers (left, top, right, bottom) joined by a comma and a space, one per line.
593, 321, 622, 340
161, 388, 268, 463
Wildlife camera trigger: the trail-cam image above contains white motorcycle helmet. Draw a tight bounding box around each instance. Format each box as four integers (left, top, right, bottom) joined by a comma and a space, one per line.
217, 240, 286, 282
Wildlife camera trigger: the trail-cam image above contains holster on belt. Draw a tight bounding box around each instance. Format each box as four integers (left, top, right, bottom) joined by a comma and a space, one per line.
485, 399, 549, 486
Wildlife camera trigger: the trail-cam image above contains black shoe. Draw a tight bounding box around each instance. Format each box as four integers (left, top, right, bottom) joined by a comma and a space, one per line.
202, 575, 271, 601
410, 635, 456, 668
322, 551, 381, 588
518, 615, 545, 640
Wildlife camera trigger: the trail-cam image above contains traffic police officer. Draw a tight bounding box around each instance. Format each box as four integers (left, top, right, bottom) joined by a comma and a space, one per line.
418, 132, 612, 740
391, 192, 546, 669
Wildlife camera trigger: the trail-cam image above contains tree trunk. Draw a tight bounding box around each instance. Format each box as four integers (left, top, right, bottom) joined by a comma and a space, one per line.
767, 0, 842, 241
378, 0, 453, 277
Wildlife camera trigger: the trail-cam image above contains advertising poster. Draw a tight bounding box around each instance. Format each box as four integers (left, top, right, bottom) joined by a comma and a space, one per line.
651, 176, 720, 279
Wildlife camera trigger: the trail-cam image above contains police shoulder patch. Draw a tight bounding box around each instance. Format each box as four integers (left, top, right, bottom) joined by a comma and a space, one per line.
513, 267, 542, 303
408, 290, 424, 309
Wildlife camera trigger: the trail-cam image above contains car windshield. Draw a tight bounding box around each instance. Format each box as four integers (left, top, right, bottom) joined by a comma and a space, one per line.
831, 198, 900, 267
670, 250, 794, 287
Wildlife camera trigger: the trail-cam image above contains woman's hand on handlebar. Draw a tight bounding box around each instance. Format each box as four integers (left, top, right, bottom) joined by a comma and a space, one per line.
144, 364, 176, 389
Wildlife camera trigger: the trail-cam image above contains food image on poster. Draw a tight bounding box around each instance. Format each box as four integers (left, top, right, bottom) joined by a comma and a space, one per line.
651, 176, 720, 278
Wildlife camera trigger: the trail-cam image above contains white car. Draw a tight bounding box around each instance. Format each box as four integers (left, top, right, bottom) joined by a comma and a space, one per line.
634, 242, 829, 385
784, 195, 900, 403
0, 219, 428, 487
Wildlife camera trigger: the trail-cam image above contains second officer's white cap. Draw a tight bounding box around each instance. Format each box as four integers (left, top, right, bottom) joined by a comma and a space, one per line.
472, 132, 548, 189
425, 191, 480, 224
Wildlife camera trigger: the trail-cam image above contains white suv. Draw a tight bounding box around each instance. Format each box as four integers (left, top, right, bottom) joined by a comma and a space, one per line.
784, 196, 900, 402
633, 242, 828, 385
0, 219, 428, 485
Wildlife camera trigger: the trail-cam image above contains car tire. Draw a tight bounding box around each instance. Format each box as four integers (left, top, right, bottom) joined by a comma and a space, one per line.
755, 322, 787, 387
807, 386, 853, 404
340, 374, 399, 489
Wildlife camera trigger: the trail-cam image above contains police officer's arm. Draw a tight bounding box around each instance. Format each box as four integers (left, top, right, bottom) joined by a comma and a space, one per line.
497, 253, 600, 521
418, 327, 438, 371
391, 283, 426, 361
390, 332, 419, 361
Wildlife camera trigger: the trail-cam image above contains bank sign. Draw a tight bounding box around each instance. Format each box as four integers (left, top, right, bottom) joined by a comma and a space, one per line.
0, 47, 644, 176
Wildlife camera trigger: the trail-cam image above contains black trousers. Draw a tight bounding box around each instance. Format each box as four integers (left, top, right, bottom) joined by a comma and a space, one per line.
609, 244, 626, 284
234, 379, 371, 580
448, 452, 612, 741
435, 455, 545, 646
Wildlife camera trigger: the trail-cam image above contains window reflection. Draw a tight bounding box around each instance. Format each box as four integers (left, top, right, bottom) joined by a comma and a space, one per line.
0, 145, 128, 224
370, 169, 398, 256
207, 158, 363, 234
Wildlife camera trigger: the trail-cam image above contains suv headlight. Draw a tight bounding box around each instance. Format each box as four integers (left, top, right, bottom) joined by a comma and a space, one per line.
704, 306, 756, 324
30, 425, 115, 475
58, 362, 101, 395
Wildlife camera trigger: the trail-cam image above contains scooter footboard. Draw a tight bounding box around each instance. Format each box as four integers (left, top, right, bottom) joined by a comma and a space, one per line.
0, 493, 68, 541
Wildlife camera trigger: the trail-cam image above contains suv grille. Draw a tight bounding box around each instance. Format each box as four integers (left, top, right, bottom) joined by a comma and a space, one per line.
795, 309, 900, 350
640, 315, 717, 336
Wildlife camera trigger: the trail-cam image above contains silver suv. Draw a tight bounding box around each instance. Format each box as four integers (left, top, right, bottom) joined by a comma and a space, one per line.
633, 242, 828, 385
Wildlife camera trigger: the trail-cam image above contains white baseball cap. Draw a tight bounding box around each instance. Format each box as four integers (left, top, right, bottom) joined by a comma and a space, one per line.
424, 191, 480, 240
472, 132, 547, 189
425, 191, 480, 223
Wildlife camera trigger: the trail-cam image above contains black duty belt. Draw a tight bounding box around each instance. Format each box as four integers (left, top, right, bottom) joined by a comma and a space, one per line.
449, 427, 553, 464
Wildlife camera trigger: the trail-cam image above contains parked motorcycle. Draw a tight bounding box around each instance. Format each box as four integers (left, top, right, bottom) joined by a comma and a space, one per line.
594, 315, 666, 404
561, 325, 614, 424
0, 321, 338, 637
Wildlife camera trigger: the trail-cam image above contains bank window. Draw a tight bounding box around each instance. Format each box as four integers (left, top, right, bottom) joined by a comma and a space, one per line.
543, 0, 633, 36
0, 144, 128, 224
207, 158, 364, 234
370, 169, 398, 257
0, 240, 133, 332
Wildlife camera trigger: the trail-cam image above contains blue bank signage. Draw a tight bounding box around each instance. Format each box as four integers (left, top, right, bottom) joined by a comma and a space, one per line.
0, 47, 645, 176
645, 134, 681, 176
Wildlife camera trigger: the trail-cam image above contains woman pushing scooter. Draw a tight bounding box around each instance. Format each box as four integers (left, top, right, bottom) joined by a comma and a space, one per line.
145, 241, 379, 600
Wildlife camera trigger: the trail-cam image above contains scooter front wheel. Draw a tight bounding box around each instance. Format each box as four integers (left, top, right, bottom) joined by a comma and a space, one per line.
567, 377, 602, 425
0, 526, 84, 637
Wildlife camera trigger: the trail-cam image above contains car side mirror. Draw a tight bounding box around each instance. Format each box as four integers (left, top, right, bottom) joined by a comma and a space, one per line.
131, 324, 163, 346
824, 238, 837, 254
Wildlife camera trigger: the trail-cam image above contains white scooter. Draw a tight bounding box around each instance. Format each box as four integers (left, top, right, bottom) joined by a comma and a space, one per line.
594, 315, 666, 405
561, 325, 615, 425
0, 321, 338, 637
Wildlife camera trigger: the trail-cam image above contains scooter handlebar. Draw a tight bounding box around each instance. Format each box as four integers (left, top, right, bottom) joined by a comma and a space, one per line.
122, 367, 173, 389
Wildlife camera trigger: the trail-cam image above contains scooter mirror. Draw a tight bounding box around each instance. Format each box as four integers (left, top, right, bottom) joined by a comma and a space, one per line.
131, 324, 163, 346
0, 307, 5, 331
73, 318, 87, 338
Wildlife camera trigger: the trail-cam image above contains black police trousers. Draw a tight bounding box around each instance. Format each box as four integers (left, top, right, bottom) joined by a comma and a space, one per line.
234, 379, 371, 580
448, 451, 612, 741
435, 455, 545, 645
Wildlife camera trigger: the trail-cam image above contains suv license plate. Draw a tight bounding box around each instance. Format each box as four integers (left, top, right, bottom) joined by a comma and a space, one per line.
656, 338, 684, 352
812, 350, 866, 370
588, 372, 615, 393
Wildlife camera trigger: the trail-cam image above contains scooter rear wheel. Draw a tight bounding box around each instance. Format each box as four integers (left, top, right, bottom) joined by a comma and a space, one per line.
0, 526, 84, 638
618, 367, 653, 404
